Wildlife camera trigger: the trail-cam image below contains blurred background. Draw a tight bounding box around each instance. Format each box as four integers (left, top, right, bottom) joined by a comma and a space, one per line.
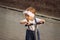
0, 0, 60, 40
0, 0, 60, 17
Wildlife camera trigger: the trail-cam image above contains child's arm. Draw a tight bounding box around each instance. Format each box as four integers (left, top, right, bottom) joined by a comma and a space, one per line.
20, 19, 27, 24
39, 19, 45, 24
20, 21, 27, 24
36, 18, 45, 24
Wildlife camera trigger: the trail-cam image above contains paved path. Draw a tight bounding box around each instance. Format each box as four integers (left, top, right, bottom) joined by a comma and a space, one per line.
0, 7, 60, 40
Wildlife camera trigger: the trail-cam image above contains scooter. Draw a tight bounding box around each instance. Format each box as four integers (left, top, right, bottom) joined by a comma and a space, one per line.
25, 20, 44, 40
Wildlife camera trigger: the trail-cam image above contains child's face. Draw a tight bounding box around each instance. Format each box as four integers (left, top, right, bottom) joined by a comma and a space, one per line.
25, 14, 29, 20
25, 14, 34, 20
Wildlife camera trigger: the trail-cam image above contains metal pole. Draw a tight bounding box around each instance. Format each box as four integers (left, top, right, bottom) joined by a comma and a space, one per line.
35, 18, 38, 40
35, 26, 38, 40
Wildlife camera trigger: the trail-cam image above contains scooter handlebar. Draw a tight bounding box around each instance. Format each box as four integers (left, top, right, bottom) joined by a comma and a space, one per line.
25, 22, 44, 26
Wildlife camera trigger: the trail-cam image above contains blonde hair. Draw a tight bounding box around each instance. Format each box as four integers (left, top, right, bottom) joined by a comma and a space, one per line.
26, 7, 36, 14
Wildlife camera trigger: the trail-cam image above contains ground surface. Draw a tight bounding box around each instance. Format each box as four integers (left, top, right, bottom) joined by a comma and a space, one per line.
0, 7, 60, 40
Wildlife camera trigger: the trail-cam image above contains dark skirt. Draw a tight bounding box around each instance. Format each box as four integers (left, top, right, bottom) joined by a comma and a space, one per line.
25, 29, 40, 40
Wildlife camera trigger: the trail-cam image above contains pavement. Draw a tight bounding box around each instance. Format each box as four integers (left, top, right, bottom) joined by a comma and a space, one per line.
0, 7, 60, 40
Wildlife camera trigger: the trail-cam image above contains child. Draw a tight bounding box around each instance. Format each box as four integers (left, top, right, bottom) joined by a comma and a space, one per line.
20, 7, 45, 40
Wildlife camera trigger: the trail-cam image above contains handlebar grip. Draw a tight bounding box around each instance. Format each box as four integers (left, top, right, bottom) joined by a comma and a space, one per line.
25, 23, 33, 26
25, 22, 44, 26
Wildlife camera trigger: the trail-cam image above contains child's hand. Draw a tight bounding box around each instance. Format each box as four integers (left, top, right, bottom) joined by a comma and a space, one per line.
40, 19, 45, 24
25, 22, 31, 26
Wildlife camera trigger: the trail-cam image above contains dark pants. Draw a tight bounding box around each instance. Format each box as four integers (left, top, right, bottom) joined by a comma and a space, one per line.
25, 29, 40, 40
